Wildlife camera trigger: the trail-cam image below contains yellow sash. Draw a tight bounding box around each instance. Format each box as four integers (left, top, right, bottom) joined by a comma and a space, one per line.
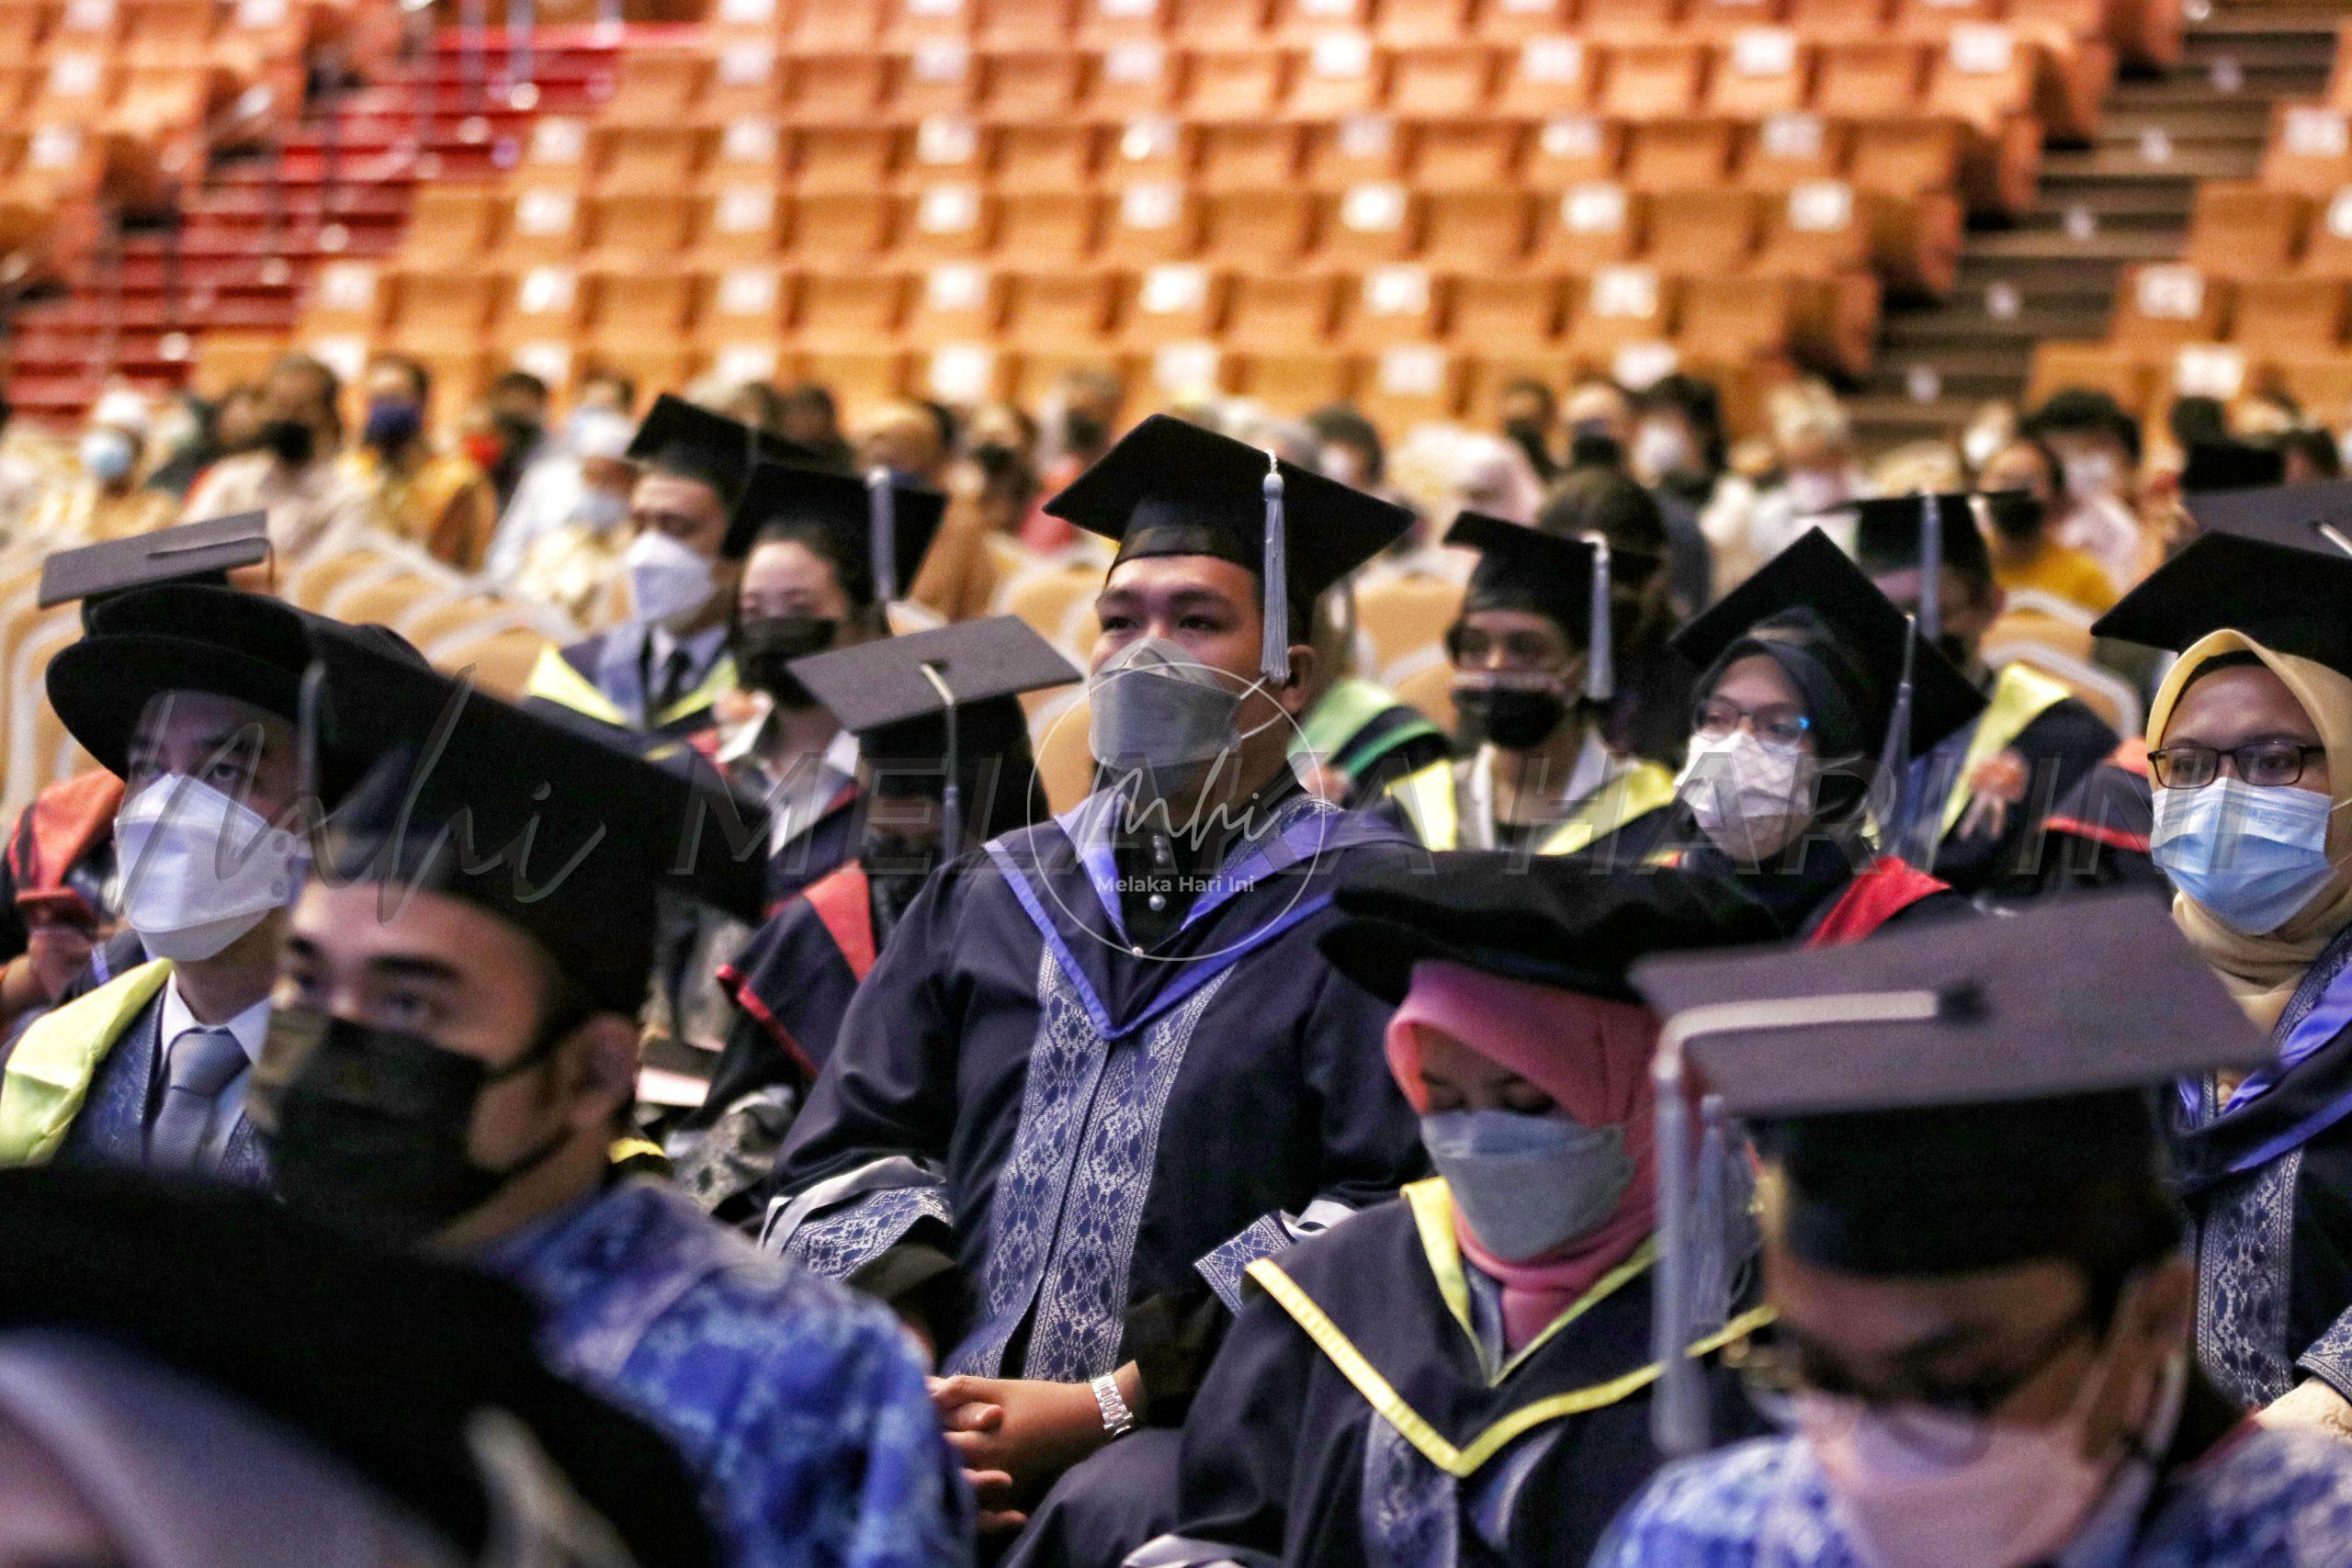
522, 644, 737, 731
0, 960, 175, 1165
1385, 757, 1677, 857
1242, 1177, 1774, 1479
1937, 662, 2075, 839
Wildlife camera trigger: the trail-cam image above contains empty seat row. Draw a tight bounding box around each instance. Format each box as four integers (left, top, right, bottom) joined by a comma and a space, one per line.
604, 30, 2095, 140
700, 0, 2148, 57
2181, 183, 2352, 281
515, 111, 2019, 216
390, 178, 1956, 293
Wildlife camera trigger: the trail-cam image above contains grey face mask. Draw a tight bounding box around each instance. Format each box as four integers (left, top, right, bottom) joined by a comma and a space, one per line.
1421, 1109, 1635, 1263
1089, 636, 1261, 776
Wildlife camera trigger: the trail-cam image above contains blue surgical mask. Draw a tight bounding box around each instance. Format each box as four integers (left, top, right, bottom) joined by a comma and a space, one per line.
1420, 1109, 1634, 1263
78, 428, 135, 484
2152, 775, 2340, 935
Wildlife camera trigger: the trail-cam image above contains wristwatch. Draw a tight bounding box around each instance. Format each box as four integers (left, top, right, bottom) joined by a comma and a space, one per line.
1090, 1372, 1136, 1438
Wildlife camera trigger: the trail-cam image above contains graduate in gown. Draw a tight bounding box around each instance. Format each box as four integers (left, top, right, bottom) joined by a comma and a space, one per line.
763, 414, 1429, 1542
2092, 510, 2352, 1439
1849, 491, 2120, 902
1126, 859, 1781, 1568
2035, 739, 2165, 898
252, 643, 969, 1568
681, 617, 1077, 1220
1600, 896, 2352, 1568
1380, 480, 1680, 863
1658, 531, 1984, 944
0, 1165, 718, 1568
1288, 591, 1449, 811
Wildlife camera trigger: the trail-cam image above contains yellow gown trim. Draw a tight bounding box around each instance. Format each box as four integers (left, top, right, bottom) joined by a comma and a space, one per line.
1936, 662, 2075, 840
0, 960, 175, 1165
1385, 756, 1677, 856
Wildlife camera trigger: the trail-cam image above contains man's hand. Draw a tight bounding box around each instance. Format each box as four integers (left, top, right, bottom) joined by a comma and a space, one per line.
929, 1372, 1129, 1535
2259, 1379, 2352, 1443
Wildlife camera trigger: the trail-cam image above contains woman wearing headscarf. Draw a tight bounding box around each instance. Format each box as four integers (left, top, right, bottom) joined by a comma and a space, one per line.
1662, 530, 1984, 944
1124, 860, 1780, 1568
2093, 520, 2352, 1437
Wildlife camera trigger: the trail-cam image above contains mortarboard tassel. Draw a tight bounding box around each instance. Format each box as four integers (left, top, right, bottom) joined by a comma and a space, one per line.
296, 659, 328, 830
866, 468, 899, 608
1874, 615, 1925, 870
1584, 532, 1614, 705
2316, 521, 2352, 558
918, 661, 963, 861
1260, 455, 1291, 687
1917, 491, 1943, 651
1649, 1044, 1707, 1458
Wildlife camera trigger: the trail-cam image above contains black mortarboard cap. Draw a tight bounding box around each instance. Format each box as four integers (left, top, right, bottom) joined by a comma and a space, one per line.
1043, 413, 1415, 684
1670, 528, 1985, 756
789, 615, 1078, 850
1446, 510, 1658, 703
1839, 491, 2001, 614
2184, 477, 2352, 561
2093, 529, 2352, 677
731, 461, 947, 597
1320, 855, 1782, 1006
2179, 439, 2286, 495
45, 584, 424, 799
37, 512, 270, 612
626, 392, 806, 530
0, 1166, 716, 1567
306, 640, 772, 1015
1632, 892, 2268, 1453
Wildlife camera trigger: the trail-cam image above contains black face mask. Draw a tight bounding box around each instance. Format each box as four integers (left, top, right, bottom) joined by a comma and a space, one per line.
1937, 632, 1977, 674
1454, 683, 1572, 751
1061, 412, 1108, 456
254, 1008, 571, 1249
1981, 490, 2045, 543
732, 615, 840, 706
971, 441, 1023, 480
259, 418, 315, 467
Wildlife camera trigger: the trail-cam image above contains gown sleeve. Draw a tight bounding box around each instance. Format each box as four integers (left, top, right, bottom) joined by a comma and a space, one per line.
758, 865, 970, 1288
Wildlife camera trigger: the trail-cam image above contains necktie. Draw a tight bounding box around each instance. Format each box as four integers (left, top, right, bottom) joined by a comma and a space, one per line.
149, 1027, 249, 1172
653, 647, 695, 715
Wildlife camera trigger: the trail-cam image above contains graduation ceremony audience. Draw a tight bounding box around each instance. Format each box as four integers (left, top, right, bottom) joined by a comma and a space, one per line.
17, 136, 2352, 1568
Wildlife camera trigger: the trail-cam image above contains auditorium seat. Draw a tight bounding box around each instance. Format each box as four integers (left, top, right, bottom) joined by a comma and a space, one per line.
1314, 182, 1422, 264
2183, 184, 2309, 282
1173, 0, 1269, 45
2230, 277, 2347, 357
785, 51, 892, 122
2297, 189, 2352, 276
792, 191, 896, 262
905, 115, 992, 188
1421, 190, 1535, 269
1922, 28, 2041, 132
886, 0, 978, 46
894, 44, 982, 122
1121, 260, 1228, 344
902, 262, 1007, 345
1626, 120, 1739, 189
1002, 269, 1119, 346
695, 264, 794, 350
1685, 0, 1791, 34
1893, 0, 1999, 34
1340, 264, 1445, 346
120, 0, 218, 67
514, 118, 591, 187
1271, 0, 1372, 37
584, 193, 697, 269
998, 126, 1099, 191
489, 186, 581, 268
1521, 115, 1623, 186
1077, 0, 1170, 45
302, 260, 385, 340
1496, 36, 1597, 118
1706, 29, 1812, 119
1087, 41, 1183, 118
705, 41, 784, 119
1201, 187, 1315, 261
1305, 118, 1413, 188
790, 0, 885, 50
2264, 107, 2352, 199
1227, 273, 1340, 344
1678, 273, 1805, 363
1757, 182, 1962, 295
1184, 46, 1287, 120
1415, 120, 1524, 189
2108, 265, 2229, 358
1235, 349, 1354, 414
1375, 0, 1472, 46
583, 269, 698, 356
1286, 34, 1385, 118
1531, 181, 1645, 272
793, 128, 901, 194
1470, 0, 1577, 43
1788, 0, 1890, 31
494, 264, 587, 348
977, 0, 1076, 50
1356, 344, 1468, 432
708, 118, 787, 189
382, 270, 502, 355
1815, 42, 1928, 121
1564, 265, 1679, 359
1599, 44, 1708, 120
1582, 0, 1682, 45
1199, 124, 1303, 188
1387, 45, 1494, 118
1738, 112, 1851, 192
603, 50, 711, 126
1100, 181, 1203, 262
985, 48, 1085, 118
1649, 188, 1762, 276
695, 185, 791, 263
892, 183, 997, 260
1449, 276, 1565, 346
999, 189, 1104, 259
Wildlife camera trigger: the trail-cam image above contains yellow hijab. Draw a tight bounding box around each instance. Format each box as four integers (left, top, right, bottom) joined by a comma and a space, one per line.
2148, 631, 2352, 1031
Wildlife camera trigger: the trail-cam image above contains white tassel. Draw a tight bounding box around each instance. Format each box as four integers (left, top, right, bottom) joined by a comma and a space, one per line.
866, 468, 899, 606
1261, 457, 1290, 686
1917, 490, 1942, 649
1584, 532, 1613, 705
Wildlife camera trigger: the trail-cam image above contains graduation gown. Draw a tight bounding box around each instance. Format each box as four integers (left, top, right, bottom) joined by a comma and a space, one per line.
0, 770, 121, 965
1135, 1181, 1770, 1568
1291, 678, 1450, 811
763, 787, 1428, 1397
1672, 834, 1972, 948
1377, 749, 1678, 868
2173, 921, 2352, 1410
1906, 662, 2118, 900
480, 1179, 972, 1568
523, 623, 736, 742
2037, 748, 2167, 899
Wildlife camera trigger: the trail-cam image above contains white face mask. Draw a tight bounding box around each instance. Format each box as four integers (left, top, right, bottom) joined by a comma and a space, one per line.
622, 529, 718, 626
2062, 450, 2120, 502
114, 775, 303, 962
1633, 421, 1695, 486
1678, 728, 1818, 863
1782, 468, 1849, 517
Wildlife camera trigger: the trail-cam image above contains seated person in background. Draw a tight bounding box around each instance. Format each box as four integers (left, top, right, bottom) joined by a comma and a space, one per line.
764, 416, 1427, 1552
25, 389, 175, 544
2035, 739, 2165, 898
1129, 862, 1781, 1568
684, 617, 1075, 1221
0, 582, 413, 1184
1290, 589, 1448, 811
255, 645, 969, 1568
182, 353, 372, 561
1975, 435, 2120, 614
502, 405, 639, 624
343, 355, 497, 571
1849, 491, 2120, 901
1383, 503, 1677, 861
524, 395, 806, 741
0, 1166, 718, 1568
862, 399, 998, 624
1600, 897, 2352, 1568
1663, 531, 1984, 944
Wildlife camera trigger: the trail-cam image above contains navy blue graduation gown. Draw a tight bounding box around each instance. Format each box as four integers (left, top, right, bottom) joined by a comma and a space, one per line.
763, 789, 1427, 1393
1140, 1184, 1767, 1568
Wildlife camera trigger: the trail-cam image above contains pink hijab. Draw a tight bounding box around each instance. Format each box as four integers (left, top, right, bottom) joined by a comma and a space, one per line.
1386, 959, 1663, 1353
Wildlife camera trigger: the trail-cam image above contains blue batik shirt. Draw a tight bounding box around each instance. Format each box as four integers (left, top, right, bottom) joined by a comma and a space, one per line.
480, 1179, 972, 1568
1592, 1425, 2352, 1568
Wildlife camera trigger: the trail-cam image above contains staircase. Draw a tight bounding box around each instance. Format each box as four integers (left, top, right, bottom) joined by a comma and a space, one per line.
1849, 0, 2346, 453
5, 23, 653, 426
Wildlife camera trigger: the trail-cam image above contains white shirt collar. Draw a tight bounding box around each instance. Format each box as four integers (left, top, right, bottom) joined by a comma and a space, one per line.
158, 979, 272, 1068
648, 621, 727, 674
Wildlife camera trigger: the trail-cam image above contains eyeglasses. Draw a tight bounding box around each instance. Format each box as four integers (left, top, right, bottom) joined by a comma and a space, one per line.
2148, 740, 2327, 791
1692, 698, 1812, 750
1448, 625, 1576, 669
